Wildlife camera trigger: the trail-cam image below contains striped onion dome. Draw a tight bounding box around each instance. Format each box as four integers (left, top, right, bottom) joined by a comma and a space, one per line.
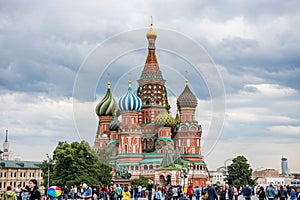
118, 81, 142, 112
108, 116, 121, 131
95, 79, 118, 116
155, 109, 176, 128
177, 83, 197, 109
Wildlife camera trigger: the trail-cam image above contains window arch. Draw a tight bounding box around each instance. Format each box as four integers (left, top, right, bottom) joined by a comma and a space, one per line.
144, 165, 148, 170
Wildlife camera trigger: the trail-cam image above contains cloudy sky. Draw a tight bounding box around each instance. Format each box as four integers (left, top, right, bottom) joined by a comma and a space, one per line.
1, 0, 299, 173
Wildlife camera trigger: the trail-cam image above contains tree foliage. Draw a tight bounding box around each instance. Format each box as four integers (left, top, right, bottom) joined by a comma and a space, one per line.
42, 141, 112, 188
225, 155, 255, 187
131, 176, 149, 187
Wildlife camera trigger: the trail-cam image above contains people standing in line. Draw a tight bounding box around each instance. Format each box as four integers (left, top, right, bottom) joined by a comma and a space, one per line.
2, 185, 17, 200
278, 186, 287, 200
267, 184, 275, 200
242, 184, 252, 200
203, 181, 218, 200
257, 186, 267, 200
28, 179, 41, 200
122, 186, 131, 200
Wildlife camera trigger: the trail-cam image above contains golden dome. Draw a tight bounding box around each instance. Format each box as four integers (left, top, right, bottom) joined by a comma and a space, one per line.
146, 24, 157, 38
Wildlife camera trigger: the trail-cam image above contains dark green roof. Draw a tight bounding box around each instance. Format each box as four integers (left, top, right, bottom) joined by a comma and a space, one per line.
0, 160, 41, 169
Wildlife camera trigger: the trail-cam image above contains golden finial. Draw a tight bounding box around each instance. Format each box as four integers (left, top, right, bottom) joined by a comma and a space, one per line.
185, 70, 188, 85
128, 73, 131, 88
147, 16, 157, 38
107, 72, 111, 89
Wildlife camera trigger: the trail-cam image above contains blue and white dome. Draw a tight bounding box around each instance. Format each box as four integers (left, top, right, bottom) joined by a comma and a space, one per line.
119, 81, 142, 112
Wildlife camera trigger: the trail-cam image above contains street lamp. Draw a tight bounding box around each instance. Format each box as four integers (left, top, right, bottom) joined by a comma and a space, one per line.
46, 154, 50, 189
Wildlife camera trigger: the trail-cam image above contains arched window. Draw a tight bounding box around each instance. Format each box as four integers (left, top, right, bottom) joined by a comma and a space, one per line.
149, 165, 153, 170
148, 139, 153, 149
135, 166, 139, 171
144, 165, 148, 170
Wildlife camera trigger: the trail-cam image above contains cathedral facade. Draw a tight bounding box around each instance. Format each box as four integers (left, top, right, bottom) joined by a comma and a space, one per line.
94, 24, 209, 188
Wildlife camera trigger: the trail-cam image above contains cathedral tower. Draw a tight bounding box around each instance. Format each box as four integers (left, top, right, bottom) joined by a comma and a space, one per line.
94, 74, 118, 148
137, 23, 170, 152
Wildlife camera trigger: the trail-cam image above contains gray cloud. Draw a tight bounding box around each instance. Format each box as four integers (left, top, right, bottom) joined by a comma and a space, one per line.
0, 0, 299, 171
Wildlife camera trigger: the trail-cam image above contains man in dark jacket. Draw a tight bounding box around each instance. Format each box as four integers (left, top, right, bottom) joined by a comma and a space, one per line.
202, 181, 218, 200
225, 184, 234, 200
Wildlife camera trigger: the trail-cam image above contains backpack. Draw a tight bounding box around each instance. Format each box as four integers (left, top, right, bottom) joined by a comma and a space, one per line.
195, 189, 200, 196
280, 190, 286, 198
100, 191, 107, 200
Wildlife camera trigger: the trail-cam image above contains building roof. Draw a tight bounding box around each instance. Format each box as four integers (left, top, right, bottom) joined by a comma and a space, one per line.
0, 160, 41, 169
139, 158, 162, 163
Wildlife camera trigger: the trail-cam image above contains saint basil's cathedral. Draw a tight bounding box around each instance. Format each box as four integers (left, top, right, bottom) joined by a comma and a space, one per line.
93, 23, 209, 187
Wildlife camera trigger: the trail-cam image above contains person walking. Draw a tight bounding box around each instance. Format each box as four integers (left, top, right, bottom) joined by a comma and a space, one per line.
267, 185, 275, 200
290, 188, 297, 200
154, 186, 163, 200
257, 186, 267, 200
122, 186, 131, 200
278, 186, 287, 200
28, 179, 41, 200
187, 185, 194, 200
147, 180, 154, 200
202, 181, 218, 200
243, 184, 252, 200
2, 185, 17, 200
194, 186, 201, 200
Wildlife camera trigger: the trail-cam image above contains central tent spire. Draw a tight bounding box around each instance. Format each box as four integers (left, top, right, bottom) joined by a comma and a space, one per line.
139, 20, 164, 85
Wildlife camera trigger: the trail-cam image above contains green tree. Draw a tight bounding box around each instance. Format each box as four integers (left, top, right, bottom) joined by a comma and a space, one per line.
42, 141, 112, 188
131, 176, 149, 187
225, 155, 255, 187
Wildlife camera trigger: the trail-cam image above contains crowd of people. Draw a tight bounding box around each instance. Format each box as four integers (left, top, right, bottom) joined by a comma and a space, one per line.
1, 180, 300, 200
58, 181, 300, 200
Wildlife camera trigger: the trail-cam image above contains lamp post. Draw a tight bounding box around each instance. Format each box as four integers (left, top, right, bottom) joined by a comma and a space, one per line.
46, 154, 50, 189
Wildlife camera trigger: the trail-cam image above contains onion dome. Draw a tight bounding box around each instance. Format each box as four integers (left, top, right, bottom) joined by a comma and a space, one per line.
119, 81, 142, 112
155, 109, 176, 127
177, 72, 197, 109
108, 116, 121, 131
95, 75, 118, 116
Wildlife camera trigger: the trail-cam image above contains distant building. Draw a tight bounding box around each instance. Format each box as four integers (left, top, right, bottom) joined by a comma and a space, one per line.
2, 130, 13, 160
209, 170, 225, 186
252, 168, 279, 178
0, 160, 43, 193
281, 157, 289, 175
0, 131, 43, 193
